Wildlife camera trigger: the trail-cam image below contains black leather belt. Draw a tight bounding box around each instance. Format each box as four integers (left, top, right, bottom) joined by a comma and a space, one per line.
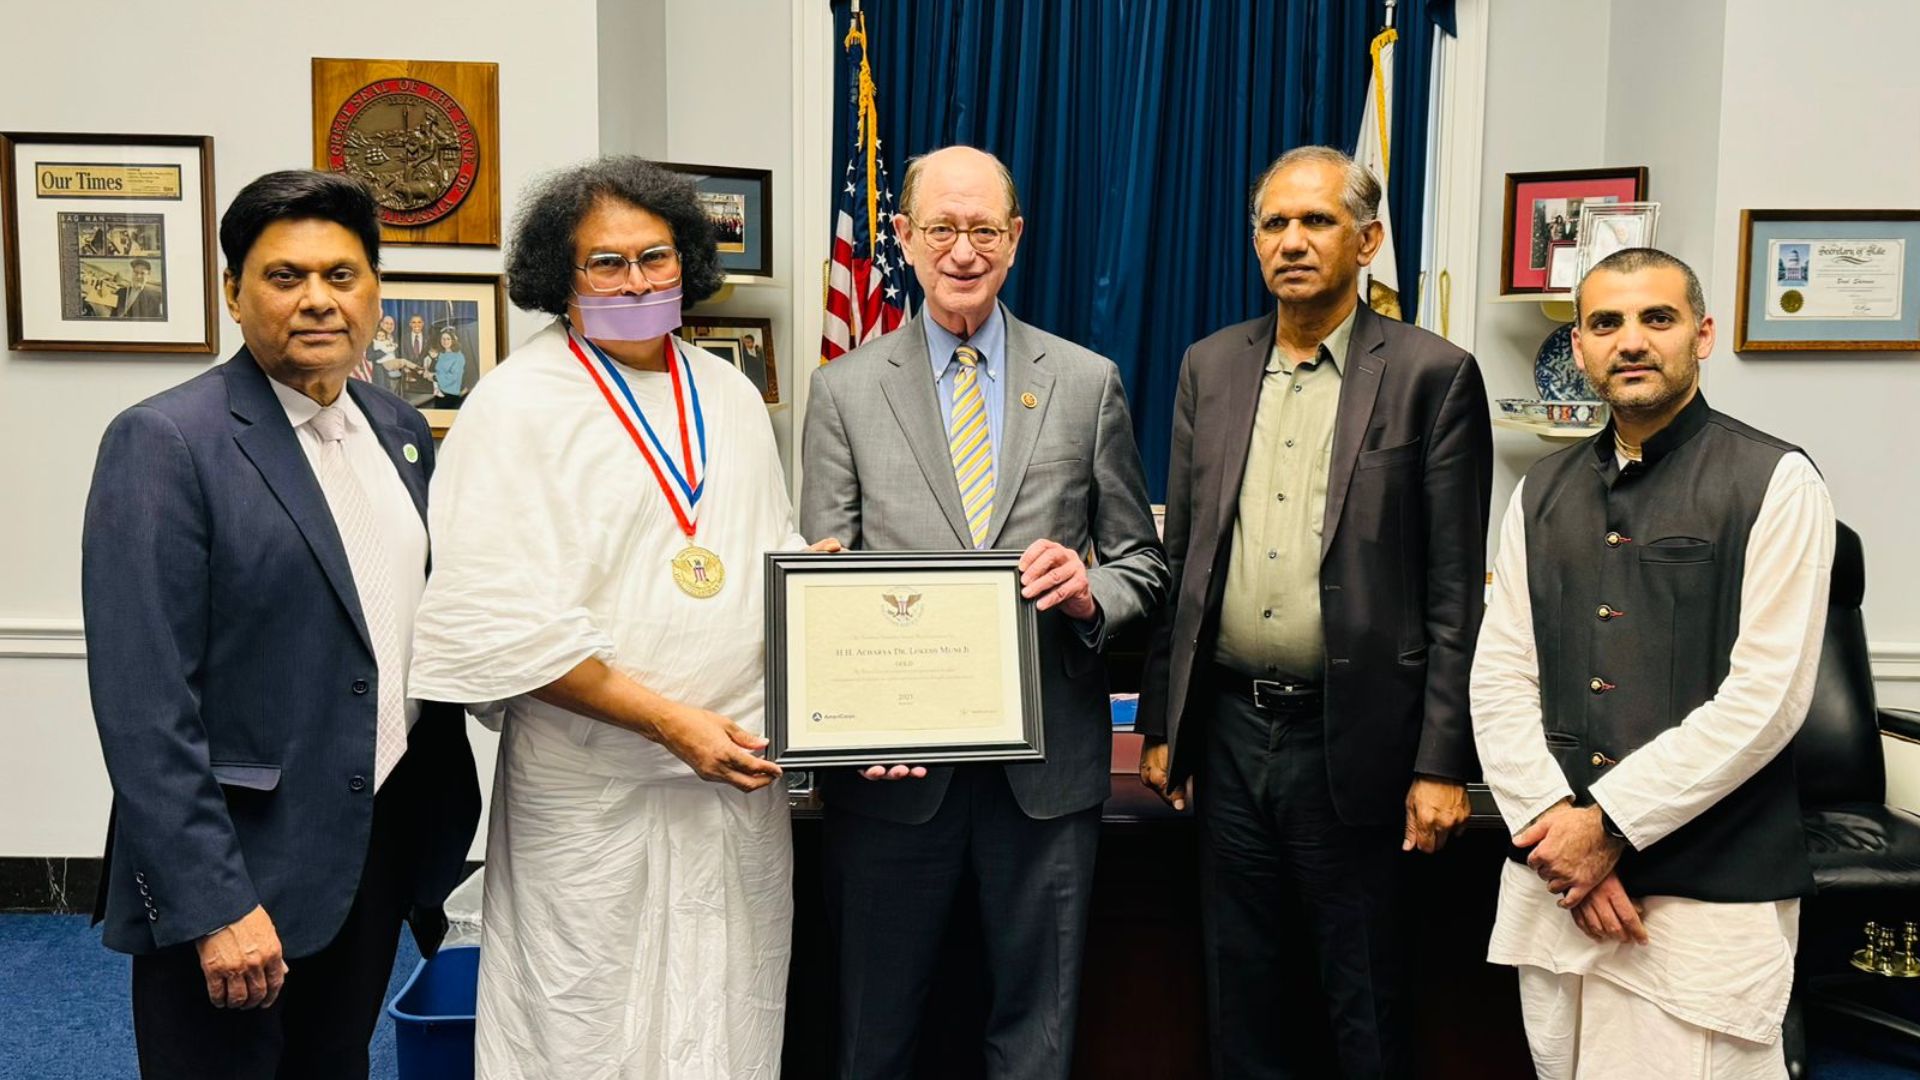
1212, 665, 1324, 713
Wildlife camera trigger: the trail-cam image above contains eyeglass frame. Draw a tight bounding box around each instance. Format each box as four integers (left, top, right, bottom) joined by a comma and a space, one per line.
573, 244, 683, 292
902, 216, 1016, 253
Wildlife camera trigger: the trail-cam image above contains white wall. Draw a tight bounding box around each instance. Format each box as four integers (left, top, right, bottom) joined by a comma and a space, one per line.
1474, 0, 1614, 547
0, 2, 601, 857
1706, 0, 1920, 710
661, 0, 799, 477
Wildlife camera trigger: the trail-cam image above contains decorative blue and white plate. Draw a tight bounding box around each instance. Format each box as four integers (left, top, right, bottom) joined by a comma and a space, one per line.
1534, 322, 1586, 401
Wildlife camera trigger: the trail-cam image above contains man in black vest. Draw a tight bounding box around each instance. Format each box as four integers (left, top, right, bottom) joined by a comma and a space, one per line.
1471, 247, 1835, 1078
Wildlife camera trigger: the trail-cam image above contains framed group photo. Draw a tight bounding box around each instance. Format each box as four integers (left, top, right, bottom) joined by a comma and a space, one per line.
679, 315, 779, 404
660, 162, 773, 278
1501, 166, 1649, 295
373, 272, 507, 435
2, 132, 218, 353
1734, 209, 1920, 352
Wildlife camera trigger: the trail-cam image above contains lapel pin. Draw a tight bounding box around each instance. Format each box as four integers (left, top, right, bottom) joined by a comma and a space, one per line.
403, 443, 420, 464
1021, 392, 1038, 409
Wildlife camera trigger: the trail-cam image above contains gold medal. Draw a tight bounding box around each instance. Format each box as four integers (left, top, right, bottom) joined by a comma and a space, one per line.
671, 545, 725, 598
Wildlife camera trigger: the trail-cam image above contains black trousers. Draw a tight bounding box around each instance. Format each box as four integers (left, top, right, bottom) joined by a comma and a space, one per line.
1198, 683, 1407, 1080
130, 760, 421, 1080
824, 765, 1102, 1080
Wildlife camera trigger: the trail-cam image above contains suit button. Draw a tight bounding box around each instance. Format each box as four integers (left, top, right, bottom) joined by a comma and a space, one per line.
349, 775, 367, 792
1275, 492, 1287, 502
1591, 752, 1606, 766
134, 872, 146, 885
1262, 609, 1273, 619
351, 679, 369, 695
147, 910, 159, 922
1596, 604, 1622, 620
1605, 532, 1625, 548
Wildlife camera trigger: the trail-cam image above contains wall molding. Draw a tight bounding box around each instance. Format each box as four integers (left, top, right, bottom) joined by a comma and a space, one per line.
1874, 642, 1920, 683
0, 618, 84, 659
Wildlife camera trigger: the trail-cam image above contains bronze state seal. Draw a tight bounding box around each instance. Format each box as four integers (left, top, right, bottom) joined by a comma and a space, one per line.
326, 78, 480, 227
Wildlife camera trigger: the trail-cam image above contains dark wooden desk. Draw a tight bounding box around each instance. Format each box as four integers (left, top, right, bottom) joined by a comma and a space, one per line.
782, 775, 1534, 1079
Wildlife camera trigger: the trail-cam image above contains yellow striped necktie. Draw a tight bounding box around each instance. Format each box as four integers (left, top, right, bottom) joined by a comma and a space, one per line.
948, 344, 994, 547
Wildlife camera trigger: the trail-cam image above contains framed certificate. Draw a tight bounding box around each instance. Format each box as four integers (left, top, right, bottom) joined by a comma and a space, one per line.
764, 550, 1045, 767
1735, 210, 1920, 351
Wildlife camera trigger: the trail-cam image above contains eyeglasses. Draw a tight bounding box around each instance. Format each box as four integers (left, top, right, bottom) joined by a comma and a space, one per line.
907, 218, 1012, 253
575, 245, 682, 292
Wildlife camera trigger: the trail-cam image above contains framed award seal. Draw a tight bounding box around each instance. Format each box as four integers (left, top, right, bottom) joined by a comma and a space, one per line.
312, 58, 500, 247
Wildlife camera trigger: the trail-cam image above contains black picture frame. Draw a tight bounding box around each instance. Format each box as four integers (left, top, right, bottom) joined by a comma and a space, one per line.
659, 161, 773, 278
764, 550, 1045, 767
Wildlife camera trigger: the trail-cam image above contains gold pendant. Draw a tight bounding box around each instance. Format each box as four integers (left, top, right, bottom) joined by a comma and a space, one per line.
671, 545, 725, 598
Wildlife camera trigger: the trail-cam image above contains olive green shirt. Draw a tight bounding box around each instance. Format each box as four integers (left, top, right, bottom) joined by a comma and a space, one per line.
1213, 307, 1354, 682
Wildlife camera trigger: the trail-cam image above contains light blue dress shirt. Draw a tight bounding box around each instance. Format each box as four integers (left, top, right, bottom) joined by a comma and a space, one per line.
924, 304, 1007, 468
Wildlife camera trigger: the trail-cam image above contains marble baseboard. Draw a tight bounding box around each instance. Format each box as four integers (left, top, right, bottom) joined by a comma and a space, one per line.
0, 857, 101, 914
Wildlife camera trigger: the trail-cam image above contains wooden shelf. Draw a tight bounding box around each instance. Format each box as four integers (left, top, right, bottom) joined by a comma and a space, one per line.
1489, 293, 1576, 323
1494, 417, 1601, 441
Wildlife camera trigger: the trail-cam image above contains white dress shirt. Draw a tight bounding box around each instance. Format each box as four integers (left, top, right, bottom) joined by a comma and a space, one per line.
268, 376, 428, 728
1472, 449, 1835, 1043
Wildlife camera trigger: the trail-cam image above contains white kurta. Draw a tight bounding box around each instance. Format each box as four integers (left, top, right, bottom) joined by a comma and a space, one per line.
410, 320, 802, 1079
1471, 450, 1834, 1078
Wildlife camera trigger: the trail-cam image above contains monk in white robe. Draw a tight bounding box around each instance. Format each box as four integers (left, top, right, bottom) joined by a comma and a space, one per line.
411, 158, 814, 1079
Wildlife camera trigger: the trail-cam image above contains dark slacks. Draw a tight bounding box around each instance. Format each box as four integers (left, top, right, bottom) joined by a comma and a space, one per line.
130, 756, 423, 1080
1198, 683, 1406, 1080
824, 764, 1102, 1080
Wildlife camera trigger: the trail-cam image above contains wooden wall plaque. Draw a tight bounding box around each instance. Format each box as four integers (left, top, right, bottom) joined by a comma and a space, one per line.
312, 58, 501, 247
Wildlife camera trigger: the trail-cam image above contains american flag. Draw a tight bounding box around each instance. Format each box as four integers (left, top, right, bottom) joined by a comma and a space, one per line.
821, 11, 908, 364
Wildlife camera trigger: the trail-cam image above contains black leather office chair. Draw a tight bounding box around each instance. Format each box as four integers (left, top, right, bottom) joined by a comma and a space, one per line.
1784, 522, 1920, 1076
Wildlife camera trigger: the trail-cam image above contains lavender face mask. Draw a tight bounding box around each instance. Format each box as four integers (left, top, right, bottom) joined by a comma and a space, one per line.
570, 285, 684, 341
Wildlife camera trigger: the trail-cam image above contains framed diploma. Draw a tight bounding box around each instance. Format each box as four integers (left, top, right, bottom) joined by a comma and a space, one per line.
764, 551, 1045, 767
1735, 210, 1920, 351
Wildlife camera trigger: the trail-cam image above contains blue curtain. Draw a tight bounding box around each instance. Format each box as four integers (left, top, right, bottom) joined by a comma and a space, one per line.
831, 0, 1450, 498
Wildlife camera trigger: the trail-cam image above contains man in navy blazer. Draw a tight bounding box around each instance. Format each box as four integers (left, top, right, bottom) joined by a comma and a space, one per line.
81, 170, 479, 1080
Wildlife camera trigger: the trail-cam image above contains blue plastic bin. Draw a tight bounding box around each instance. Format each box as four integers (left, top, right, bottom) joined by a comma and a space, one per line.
387, 944, 479, 1080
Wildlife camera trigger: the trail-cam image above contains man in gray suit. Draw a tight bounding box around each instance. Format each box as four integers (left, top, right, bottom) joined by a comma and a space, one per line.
802, 145, 1167, 1080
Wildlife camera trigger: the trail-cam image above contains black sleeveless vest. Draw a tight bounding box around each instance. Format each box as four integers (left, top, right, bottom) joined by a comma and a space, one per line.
1519, 394, 1813, 902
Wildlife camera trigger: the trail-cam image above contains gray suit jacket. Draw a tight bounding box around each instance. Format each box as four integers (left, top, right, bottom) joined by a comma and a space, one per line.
801, 309, 1168, 823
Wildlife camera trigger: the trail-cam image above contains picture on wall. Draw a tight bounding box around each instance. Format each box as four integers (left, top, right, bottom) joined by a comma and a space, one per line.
312, 58, 502, 247
375, 272, 508, 434
678, 315, 779, 404
1, 132, 217, 352
1735, 209, 1920, 352
660, 162, 773, 277
1500, 167, 1649, 295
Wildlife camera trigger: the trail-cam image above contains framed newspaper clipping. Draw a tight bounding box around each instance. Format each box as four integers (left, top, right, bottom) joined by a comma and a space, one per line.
1, 132, 218, 353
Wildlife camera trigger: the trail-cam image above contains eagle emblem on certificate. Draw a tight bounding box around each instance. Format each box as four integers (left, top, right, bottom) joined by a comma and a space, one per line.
881, 588, 924, 626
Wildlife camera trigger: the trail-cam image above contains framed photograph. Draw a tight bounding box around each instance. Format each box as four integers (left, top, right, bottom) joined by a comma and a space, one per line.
764, 551, 1045, 767
1735, 210, 1920, 352
1575, 201, 1661, 282
659, 162, 773, 277
2, 132, 217, 353
1501, 167, 1649, 294
1546, 241, 1580, 291
678, 315, 779, 403
373, 272, 507, 435
312, 58, 501, 247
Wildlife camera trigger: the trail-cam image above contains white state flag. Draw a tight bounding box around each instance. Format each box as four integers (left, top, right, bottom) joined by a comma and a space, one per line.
1355, 28, 1401, 318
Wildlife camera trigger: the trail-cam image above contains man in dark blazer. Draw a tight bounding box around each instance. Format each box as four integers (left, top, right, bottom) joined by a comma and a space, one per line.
802, 145, 1168, 1080
81, 170, 479, 1080
112, 258, 164, 318
1138, 146, 1493, 1078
